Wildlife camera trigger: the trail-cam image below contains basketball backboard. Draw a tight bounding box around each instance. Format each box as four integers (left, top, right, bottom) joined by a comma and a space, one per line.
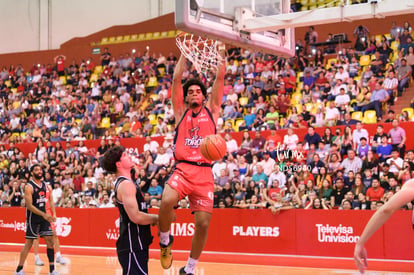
175, 0, 295, 58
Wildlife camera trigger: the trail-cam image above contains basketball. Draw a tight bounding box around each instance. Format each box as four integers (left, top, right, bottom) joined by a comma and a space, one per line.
200, 134, 227, 161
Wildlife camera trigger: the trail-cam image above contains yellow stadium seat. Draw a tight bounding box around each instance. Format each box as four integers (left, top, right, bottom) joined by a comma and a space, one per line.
94, 66, 103, 74
402, 108, 414, 120
234, 119, 244, 131
148, 114, 157, 125
362, 110, 377, 124
326, 58, 337, 69
123, 35, 130, 42
13, 101, 20, 109
351, 111, 363, 121
359, 55, 371, 66
59, 76, 66, 85
149, 93, 159, 101
291, 93, 302, 105
239, 97, 249, 106
390, 41, 399, 51
90, 73, 98, 82
100, 117, 111, 128
101, 37, 109, 44
305, 103, 313, 112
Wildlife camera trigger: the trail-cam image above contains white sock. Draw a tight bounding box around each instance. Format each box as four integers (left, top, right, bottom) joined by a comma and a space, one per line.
184, 257, 198, 274
35, 254, 40, 259
160, 231, 171, 246
56, 252, 61, 258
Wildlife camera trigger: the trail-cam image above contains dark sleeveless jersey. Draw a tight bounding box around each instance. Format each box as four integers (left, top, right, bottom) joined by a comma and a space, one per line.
114, 176, 153, 254
173, 107, 216, 164
26, 180, 47, 219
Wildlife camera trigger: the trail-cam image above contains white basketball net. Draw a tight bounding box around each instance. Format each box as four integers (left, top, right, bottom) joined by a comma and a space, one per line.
176, 33, 224, 73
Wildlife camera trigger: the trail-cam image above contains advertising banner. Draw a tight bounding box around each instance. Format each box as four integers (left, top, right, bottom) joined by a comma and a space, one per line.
0, 208, 413, 260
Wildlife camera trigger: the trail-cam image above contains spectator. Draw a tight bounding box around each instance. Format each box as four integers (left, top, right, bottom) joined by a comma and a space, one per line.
366, 178, 385, 202
352, 122, 369, 150
397, 59, 412, 94
339, 149, 362, 174
360, 82, 389, 120
304, 126, 321, 149
250, 130, 266, 157
330, 178, 349, 208
267, 164, 286, 189
283, 128, 299, 151
388, 119, 407, 157
252, 165, 268, 185
147, 178, 163, 201
386, 150, 404, 176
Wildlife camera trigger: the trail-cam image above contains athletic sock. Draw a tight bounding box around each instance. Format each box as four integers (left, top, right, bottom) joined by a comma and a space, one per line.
16, 265, 23, 272
159, 231, 171, 246
47, 248, 55, 271
56, 251, 61, 258
184, 257, 198, 274
35, 254, 40, 259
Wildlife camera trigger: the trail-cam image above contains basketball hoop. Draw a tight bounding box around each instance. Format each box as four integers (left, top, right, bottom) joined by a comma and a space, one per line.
176, 32, 225, 73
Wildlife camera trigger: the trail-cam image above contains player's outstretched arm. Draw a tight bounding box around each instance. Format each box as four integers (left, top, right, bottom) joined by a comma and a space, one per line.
354, 179, 414, 274
118, 180, 158, 226
208, 46, 226, 122
171, 54, 187, 122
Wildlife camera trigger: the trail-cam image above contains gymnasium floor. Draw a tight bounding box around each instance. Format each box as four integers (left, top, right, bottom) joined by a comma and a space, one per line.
1, 246, 414, 275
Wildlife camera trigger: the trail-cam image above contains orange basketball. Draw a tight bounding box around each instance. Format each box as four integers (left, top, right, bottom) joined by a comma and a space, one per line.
200, 134, 227, 162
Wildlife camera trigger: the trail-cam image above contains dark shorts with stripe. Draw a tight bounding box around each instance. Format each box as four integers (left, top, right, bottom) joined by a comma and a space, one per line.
26, 215, 53, 239
117, 249, 149, 275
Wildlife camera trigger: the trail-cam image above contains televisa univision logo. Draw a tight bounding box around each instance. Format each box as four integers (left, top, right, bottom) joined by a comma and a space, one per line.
316, 224, 360, 243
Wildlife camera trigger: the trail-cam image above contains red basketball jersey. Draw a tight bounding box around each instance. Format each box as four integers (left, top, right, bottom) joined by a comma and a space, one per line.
173, 107, 216, 164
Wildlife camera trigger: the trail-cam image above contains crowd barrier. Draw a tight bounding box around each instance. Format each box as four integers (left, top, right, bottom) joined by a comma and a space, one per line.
0, 207, 413, 260
8, 121, 414, 157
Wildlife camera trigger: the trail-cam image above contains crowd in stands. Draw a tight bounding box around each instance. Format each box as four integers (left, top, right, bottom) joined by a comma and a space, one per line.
0, 19, 413, 212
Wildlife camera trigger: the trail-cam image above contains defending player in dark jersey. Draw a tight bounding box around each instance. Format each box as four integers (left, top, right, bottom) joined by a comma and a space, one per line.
102, 146, 158, 275
15, 164, 58, 275
158, 48, 225, 275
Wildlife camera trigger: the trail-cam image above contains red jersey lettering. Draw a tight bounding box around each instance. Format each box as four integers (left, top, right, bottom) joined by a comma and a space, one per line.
174, 107, 216, 163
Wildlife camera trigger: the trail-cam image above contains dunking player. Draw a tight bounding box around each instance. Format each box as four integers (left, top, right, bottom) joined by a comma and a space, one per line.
15, 164, 58, 275
33, 181, 67, 266
158, 49, 225, 275
102, 146, 158, 275
354, 178, 414, 274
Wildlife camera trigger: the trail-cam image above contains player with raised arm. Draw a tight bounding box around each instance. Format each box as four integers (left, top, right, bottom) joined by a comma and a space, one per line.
102, 146, 158, 275
158, 46, 225, 275
15, 164, 58, 275
354, 179, 414, 274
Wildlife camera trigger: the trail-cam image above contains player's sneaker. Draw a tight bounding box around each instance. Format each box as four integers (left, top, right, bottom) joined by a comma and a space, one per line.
35, 256, 44, 266
14, 271, 26, 275
179, 266, 194, 275
56, 255, 67, 265
159, 235, 173, 269
49, 270, 59, 275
